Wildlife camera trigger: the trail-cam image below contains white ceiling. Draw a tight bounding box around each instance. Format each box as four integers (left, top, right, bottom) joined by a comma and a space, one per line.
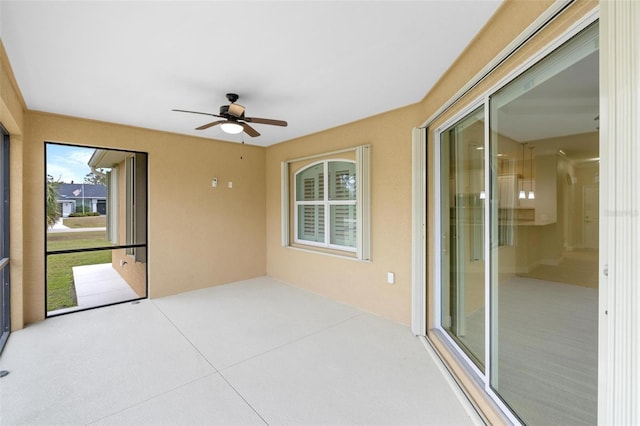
0, 0, 503, 147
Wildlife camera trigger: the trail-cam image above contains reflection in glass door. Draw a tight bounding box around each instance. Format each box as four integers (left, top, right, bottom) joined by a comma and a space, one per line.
440, 106, 486, 371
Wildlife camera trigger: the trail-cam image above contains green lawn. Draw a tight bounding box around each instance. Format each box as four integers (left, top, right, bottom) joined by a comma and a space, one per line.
63, 215, 106, 228
46, 232, 113, 312
47, 231, 110, 251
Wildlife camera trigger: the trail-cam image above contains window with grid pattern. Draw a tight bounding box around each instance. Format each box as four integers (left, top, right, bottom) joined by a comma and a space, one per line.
282, 145, 370, 260
295, 160, 356, 251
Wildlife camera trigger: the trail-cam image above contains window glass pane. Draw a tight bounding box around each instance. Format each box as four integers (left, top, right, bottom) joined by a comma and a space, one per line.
296, 163, 324, 201
330, 204, 356, 247
329, 161, 356, 201
440, 105, 486, 371
489, 23, 598, 425
297, 205, 325, 243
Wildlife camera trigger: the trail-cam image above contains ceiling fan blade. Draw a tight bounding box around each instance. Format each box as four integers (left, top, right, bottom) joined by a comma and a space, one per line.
196, 120, 225, 130
240, 122, 261, 137
173, 109, 223, 118
243, 116, 288, 127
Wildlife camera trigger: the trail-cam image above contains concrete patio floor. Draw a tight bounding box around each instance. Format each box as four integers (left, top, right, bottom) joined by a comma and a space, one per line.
1, 277, 480, 425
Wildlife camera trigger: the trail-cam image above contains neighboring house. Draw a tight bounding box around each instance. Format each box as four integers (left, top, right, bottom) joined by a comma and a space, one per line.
56, 183, 107, 217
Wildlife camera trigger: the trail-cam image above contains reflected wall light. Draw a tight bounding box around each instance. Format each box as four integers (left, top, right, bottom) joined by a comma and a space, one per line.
519, 143, 526, 199
528, 146, 535, 199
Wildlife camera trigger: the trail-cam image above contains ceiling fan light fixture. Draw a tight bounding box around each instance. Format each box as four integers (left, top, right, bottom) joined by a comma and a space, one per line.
220, 122, 244, 134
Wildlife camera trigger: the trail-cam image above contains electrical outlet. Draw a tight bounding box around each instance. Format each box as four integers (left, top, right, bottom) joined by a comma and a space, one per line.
228, 181, 233, 188
387, 272, 395, 284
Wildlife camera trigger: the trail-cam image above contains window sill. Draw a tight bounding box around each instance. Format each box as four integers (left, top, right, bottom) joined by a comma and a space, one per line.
285, 244, 370, 263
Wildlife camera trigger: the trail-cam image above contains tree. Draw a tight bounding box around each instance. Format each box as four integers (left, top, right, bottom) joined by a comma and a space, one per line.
84, 170, 106, 186
46, 174, 61, 228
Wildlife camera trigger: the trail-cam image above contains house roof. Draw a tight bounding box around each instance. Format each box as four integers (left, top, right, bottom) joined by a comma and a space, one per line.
0, 1, 503, 147
57, 183, 107, 200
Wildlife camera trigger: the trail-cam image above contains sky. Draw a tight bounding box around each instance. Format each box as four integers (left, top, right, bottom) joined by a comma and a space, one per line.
46, 144, 95, 184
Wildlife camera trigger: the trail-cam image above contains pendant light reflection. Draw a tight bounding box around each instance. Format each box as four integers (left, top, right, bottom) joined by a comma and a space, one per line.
528, 146, 535, 199
519, 143, 526, 199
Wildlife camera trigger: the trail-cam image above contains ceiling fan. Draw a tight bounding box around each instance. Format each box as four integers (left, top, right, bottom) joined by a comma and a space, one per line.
173, 93, 287, 137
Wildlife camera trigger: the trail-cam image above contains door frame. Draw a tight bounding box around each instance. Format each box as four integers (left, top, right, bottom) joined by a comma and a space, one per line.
0, 125, 10, 354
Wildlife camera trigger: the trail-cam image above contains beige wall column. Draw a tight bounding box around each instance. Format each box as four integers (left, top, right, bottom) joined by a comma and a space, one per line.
411, 127, 426, 336
599, 0, 640, 423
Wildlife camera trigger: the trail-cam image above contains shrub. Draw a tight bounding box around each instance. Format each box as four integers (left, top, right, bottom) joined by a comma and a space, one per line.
75, 204, 92, 214
69, 212, 100, 217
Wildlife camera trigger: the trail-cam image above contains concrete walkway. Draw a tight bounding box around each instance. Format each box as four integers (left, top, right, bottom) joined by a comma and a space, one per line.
48, 226, 107, 233
48, 263, 138, 316
48, 218, 106, 233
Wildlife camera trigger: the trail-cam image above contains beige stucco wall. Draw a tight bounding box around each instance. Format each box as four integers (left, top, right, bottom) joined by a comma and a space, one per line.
266, 105, 422, 325
21, 111, 266, 325
112, 248, 147, 298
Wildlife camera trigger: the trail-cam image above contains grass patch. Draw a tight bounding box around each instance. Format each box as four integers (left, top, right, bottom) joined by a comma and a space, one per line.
47, 231, 110, 251
63, 215, 106, 228
47, 232, 113, 312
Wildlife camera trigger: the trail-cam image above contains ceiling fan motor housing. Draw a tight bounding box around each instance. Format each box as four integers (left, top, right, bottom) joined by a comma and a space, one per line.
220, 103, 245, 119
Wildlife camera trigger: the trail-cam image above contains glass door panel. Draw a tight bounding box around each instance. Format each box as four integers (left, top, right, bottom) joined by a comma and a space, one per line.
489, 23, 599, 425
440, 106, 486, 371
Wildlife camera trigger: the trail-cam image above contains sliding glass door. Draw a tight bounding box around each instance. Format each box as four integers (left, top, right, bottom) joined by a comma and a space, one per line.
438, 22, 599, 425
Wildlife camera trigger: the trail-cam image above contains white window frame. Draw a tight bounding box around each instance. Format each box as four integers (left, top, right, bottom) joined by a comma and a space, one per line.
125, 156, 135, 256
107, 169, 119, 244
282, 145, 371, 261
294, 159, 357, 252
